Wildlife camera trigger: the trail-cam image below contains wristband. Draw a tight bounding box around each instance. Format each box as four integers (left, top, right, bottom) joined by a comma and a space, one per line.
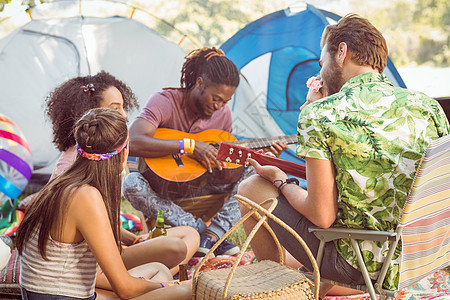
160, 282, 165, 288
183, 138, 191, 153
179, 139, 184, 154
183, 138, 195, 154
273, 178, 299, 194
190, 139, 196, 153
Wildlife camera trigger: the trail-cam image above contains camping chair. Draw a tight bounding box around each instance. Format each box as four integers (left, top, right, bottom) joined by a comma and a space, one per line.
308, 134, 450, 299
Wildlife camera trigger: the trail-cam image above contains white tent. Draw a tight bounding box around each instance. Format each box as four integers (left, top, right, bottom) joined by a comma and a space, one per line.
0, 15, 186, 175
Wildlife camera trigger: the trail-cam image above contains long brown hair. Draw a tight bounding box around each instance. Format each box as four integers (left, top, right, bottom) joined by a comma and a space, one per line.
16, 108, 128, 259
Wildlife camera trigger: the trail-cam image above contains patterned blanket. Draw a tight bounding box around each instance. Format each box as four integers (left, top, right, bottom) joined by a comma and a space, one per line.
324, 270, 450, 299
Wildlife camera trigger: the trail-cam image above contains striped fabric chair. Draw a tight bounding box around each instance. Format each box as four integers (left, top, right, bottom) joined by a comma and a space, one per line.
309, 134, 450, 300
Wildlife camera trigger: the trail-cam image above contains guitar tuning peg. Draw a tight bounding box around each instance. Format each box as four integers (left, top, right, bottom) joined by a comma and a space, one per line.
236, 159, 240, 164
238, 150, 242, 157
225, 157, 232, 162
244, 161, 249, 167
247, 153, 252, 158
229, 148, 234, 154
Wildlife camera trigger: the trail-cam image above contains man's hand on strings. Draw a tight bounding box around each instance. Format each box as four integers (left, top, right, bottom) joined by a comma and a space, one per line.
259, 141, 288, 157
190, 140, 224, 173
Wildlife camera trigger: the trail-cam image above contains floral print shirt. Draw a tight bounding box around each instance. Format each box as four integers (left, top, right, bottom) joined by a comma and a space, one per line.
296, 72, 449, 289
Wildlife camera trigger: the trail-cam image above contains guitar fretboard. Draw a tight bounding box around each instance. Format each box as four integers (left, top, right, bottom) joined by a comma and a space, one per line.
229, 135, 297, 150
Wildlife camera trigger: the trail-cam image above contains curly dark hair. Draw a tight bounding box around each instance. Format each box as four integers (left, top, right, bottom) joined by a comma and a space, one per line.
46, 71, 138, 151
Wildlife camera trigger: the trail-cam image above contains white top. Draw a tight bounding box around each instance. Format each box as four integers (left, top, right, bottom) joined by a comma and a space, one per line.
19, 228, 97, 298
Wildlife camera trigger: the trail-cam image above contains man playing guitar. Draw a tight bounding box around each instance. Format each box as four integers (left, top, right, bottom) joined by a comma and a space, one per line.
123, 47, 287, 257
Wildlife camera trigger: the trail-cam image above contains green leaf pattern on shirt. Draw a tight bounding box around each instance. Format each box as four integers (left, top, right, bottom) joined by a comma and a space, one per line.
296, 72, 450, 290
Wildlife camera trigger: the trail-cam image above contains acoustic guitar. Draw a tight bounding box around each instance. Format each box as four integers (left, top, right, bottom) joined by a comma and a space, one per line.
140, 128, 298, 198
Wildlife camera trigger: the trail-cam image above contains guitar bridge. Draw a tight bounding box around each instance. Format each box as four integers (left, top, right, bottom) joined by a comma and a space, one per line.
172, 154, 184, 167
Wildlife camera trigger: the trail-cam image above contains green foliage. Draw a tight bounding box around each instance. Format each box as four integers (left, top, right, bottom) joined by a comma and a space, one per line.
352, 0, 450, 67
133, 0, 287, 47
0, 0, 10, 11
0, 0, 42, 12
3, 0, 448, 66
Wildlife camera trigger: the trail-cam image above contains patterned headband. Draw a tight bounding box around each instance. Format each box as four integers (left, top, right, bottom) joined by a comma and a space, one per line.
76, 134, 129, 161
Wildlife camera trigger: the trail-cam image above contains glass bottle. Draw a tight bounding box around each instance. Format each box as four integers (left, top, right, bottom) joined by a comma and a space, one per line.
151, 209, 167, 238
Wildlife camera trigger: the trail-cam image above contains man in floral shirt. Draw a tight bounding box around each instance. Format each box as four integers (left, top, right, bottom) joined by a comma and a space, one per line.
237, 14, 449, 297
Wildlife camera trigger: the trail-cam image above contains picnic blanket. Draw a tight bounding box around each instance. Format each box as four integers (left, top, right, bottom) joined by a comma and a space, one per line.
323, 269, 450, 299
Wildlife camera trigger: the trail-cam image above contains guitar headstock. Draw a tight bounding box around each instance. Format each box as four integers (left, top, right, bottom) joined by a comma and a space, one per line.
217, 143, 256, 167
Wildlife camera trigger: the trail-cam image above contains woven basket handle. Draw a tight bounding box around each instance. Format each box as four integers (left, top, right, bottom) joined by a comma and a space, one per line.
192, 195, 320, 300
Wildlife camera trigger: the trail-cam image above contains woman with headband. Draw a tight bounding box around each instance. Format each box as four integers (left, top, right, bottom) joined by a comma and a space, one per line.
18, 71, 199, 294
16, 108, 191, 299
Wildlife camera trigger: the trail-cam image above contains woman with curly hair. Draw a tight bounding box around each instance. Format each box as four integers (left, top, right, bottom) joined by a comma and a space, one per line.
19, 71, 199, 294
17, 108, 191, 299
19, 70, 138, 208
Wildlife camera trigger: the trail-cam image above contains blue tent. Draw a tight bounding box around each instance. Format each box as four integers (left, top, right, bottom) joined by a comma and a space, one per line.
221, 4, 406, 174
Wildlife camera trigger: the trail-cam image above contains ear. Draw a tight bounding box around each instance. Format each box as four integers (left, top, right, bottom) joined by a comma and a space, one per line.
121, 146, 128, 170
195, 77, 204, 90
336, 42, 348, 67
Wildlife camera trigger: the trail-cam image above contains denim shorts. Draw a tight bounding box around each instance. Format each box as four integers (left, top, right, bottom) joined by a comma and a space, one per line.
268, 195, 366, 285
21, 288, 96, 300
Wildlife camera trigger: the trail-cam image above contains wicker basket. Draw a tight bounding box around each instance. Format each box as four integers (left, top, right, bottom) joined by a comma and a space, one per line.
192, 195, 320, 300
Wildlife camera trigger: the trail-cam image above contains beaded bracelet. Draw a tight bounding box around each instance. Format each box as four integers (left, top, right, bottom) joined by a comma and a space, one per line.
273, 178, 299, 194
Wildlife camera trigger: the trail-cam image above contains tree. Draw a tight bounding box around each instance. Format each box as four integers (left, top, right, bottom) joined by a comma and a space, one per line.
0, 0, 40, 12
133, 0, 287, 47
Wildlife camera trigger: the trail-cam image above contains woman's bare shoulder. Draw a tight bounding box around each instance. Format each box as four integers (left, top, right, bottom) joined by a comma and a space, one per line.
69, 185, 105, 212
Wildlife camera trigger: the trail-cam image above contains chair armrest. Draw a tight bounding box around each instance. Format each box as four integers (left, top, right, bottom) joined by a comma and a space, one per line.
309, 226, 397, 243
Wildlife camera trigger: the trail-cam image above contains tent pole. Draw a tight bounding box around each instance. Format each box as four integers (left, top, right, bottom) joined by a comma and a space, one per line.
26, 9, 32, 20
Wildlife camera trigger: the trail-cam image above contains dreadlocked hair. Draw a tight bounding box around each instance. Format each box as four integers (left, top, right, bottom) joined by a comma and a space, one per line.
180, 47, 240, 90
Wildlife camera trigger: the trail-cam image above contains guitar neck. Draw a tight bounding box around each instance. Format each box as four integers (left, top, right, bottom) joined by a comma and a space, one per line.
229, 135, 297, 149
217, 142, 306, 179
